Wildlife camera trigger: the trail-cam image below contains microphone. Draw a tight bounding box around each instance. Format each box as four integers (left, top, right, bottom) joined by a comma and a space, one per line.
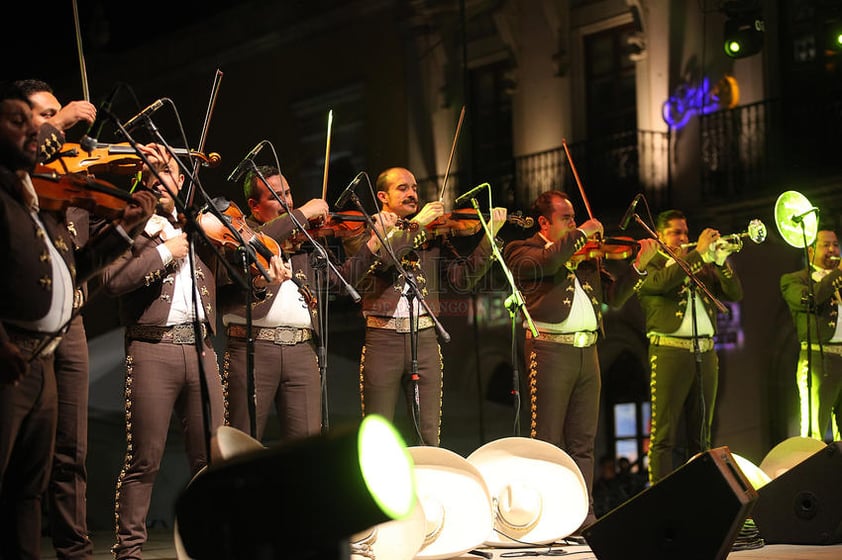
121, 99, 165, 134
792, 207, 819, 224
454, 182, 490, 205
619, 194, 642, 231
227, 141, 266, 183
335, 173, 364, 208
80, 83, 121, 152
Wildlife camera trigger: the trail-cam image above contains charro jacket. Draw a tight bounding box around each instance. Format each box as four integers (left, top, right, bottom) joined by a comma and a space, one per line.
504, 230, 646, 328
217, 208, 375, 338
343, 222, 496, 317
637, 250, 743, 334
781, 266, 842, 343
102, 223, 217, 331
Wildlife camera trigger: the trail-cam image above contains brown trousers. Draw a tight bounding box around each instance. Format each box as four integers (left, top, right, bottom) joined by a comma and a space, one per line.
49, 315, 93, 559
0, 353, 56, 560
359, 326, 443, 446
112, 337, 224, 560
223, 335, 321, 442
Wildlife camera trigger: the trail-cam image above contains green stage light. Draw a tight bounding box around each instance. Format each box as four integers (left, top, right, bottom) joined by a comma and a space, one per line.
723, 13, 765, 59
725, 40, 743, 56
358, 415, 416, 520
176, 415, 415, 559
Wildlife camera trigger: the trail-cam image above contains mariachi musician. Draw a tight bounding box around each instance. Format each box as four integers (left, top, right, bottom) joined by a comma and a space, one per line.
342, 166, 508, 447
636, 209, 742, 485
218, 164, 379, 443
100, 143, 285, 560
503, 189, 657, 532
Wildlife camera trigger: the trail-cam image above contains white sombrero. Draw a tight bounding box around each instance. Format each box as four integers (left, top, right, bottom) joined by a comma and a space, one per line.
349, 500, 427, 560
759, 436, 827, 480
409, 446, 493, 560
211, 425, 265, 462
467, 437, 588, 547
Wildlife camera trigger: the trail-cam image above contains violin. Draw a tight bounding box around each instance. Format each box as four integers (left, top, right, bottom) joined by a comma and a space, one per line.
402, 208, 534, 239
43, 142, 221, 176
196, 199, 281, 278
30, 164, 136, 219
570, 236, 639, 265
282, 210, 371, 251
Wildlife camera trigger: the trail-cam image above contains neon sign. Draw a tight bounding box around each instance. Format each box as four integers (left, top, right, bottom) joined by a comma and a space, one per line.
662, 75, 740, 129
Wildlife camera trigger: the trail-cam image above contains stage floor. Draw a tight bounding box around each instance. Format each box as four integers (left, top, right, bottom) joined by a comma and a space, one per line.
40, 530, 842, 559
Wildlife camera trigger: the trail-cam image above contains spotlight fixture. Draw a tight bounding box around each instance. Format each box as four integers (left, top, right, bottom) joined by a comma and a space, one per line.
175, 415, 416, 559
723, 12, 765, 58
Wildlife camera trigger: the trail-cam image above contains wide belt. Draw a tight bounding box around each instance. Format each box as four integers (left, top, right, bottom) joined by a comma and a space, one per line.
801, 342, 842, 356
227, 324, 313, 346
527, 330, 598, 348
366, 315, 435, 333
650, 335, 714, 353
4, 327, 62, 359
126, 323, 209, 344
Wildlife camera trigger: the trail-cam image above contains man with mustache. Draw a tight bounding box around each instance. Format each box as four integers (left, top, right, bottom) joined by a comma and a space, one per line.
0, 81, 154, 559
781, 225, 842, 441
344, 166, 506, 446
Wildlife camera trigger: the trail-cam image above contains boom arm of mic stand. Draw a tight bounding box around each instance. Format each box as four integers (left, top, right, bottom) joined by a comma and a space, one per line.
103, 108, 260, 292
632, 214, 728, 314
347, 191, 451, 343
249, 164, 360, 303
469, 198, 539, 338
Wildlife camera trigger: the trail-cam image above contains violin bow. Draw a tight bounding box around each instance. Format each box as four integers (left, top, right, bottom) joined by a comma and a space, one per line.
438, 105, 466, 202
561, 138, 595, 221
185, 69, 224, 208
321, 109, 333, 200
71, 0, 90, 102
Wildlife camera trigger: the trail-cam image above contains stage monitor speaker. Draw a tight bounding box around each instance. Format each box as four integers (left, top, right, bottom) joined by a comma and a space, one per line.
583, 446, 757, 560
752, 441, 842, 545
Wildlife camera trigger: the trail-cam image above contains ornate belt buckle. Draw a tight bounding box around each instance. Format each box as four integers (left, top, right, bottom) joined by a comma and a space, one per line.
573, 332, 592, 348
171, 324, 193, 344
395, 317, 410, 333
275, 328, 296, 345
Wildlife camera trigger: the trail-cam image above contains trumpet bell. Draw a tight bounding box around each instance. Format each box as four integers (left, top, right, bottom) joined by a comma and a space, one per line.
746, 219, 767, 245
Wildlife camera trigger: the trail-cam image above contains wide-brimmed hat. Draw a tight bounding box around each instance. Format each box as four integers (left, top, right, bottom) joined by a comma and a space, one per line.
408, 446, 493, 560
349, 500, 427, 560
759, 436, 827, 480
467, 437, 588, 547
211, 426, 265, 462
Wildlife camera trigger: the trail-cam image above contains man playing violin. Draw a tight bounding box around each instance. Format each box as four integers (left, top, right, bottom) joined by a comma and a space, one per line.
503, 190, 657, 530
0, 81, 155, 560
344, 166, 507, 446
220, 165, 377, 442
780, 225, 842, 442
637, 210, 742, 484
17, 78, 101, 560
101, 143, 271, 560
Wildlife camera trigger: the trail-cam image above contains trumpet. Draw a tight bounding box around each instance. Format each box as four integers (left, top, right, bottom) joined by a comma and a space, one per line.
680, 218, 767, 253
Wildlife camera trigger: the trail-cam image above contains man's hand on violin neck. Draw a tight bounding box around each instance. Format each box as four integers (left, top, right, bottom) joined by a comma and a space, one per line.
579, 218, 603, 239
411, 201, 444, 226
117, 190, 157, 232
489, 207, 508, 236
635, 238, 659, 270
300, 198, 329, 221
255, 256, 291, 287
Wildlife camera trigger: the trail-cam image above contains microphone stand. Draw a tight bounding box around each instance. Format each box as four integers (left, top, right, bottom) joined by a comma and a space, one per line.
796, 215, 819, 439
629, 213, 728, 455
346, 189, 450, 445
468, 198, 538, 436
108, 109, 266, 462
246, 163, 360, 434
